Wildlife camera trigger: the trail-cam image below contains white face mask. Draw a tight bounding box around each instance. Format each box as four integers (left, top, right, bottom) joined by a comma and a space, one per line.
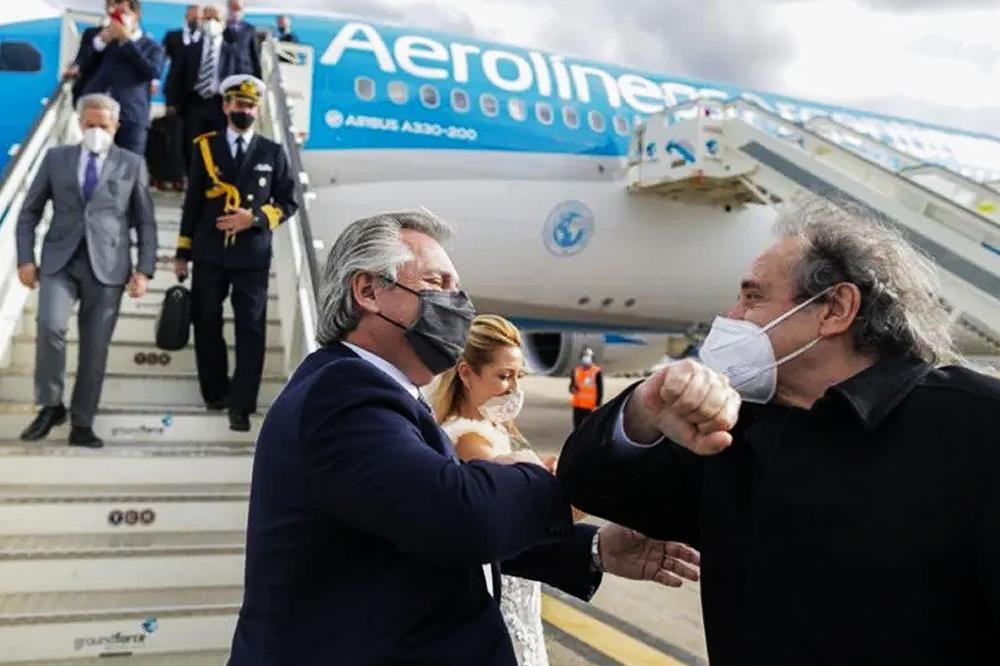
204, 18, 224, 37
581, 355, 593, 367
478, 389, 524, 423
81, 127, 113, 154
698, 288, 831, 404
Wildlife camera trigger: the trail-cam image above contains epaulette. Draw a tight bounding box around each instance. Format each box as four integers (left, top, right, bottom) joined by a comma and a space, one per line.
192, 131, 218, 144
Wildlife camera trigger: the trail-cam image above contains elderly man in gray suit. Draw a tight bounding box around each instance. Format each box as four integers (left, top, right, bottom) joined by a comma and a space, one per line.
15, 93, 157, 448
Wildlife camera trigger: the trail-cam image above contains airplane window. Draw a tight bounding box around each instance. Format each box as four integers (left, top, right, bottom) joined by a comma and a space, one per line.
451, 89, 469, 112
613, 115, 630, 136
562, 106, 579, 129
480, 93, 498, 117
354, 77, 374, 101
388, 81, 408, 105
588, 110, 605, 132
420, 84, 440, 109
535, 102, 553, 125
508, 98, 527, 122
0, 41, 41, 72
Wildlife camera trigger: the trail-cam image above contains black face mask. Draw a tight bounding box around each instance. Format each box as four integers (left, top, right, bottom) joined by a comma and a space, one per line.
229, 110, 254, 131
378, 279, 476, 375
187, 19, 199, 31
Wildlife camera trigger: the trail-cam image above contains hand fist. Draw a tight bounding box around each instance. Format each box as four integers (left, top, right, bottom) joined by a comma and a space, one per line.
17, 263, 37, 289
173, 258, 189, 280
127, 271, 148, 299
626, 359, 740, 455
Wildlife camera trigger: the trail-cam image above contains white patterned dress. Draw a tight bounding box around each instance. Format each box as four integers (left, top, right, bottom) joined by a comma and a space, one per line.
441, 417, 550, 666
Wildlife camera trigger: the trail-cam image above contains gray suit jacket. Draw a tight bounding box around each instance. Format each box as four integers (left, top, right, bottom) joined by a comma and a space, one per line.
16, 144, 157, 286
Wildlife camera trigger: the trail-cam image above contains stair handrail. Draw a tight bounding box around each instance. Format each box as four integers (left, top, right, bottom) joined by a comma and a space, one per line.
257, 37, 321, 367
0, 80, 78, 368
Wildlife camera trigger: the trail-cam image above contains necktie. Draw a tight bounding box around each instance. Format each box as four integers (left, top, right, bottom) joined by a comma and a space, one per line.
195, 37, 217, 99
234, 135, 246, 168
82, 152, 99, 202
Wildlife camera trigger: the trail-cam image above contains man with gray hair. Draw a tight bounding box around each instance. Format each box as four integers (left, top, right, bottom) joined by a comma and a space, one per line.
559, 200, 1000, 665
229, 210, 702, 664
15, 93, 157, 447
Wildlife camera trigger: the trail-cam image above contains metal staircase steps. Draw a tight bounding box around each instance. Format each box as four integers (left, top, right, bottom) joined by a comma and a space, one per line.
0, 405, 263, 443
0, 370, 285, 407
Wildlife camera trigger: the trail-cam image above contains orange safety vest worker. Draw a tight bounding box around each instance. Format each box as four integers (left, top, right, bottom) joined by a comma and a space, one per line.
571, 364, 602, 411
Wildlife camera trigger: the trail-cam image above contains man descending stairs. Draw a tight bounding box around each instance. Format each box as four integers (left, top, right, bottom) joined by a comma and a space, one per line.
0, 189, 286, 663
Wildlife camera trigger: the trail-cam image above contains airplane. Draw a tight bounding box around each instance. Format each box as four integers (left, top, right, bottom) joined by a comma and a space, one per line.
3, 0, 1000, 375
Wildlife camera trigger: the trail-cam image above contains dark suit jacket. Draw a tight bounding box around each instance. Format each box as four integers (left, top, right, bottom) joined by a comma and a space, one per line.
228, 343, 600, 665
175, 131, 296, 270
71, 26, 102, 103
16, 144, 157, 285
165, 37, 251, 113
225, 19, 261, 78
161, 28, 191, 63
558, 356, 1000, 666
78, 32, 164, 129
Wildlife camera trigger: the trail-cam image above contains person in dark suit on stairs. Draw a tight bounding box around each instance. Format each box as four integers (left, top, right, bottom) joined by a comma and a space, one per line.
73, 0, 164, 156
15, 94, 157, 448
173, 75, 296, 432
166, 3, 252, 167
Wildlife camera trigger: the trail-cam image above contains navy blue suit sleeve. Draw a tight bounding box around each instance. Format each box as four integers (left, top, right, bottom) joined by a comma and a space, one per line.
557, 383, 704, 545
502, 523, 601, 601
251, 145, 297, 230
176, 143, 207, 260
119, 37, 164, 81
300, 361, 576, 567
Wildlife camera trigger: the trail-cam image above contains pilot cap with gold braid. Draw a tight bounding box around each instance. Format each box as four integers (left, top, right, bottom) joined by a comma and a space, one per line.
219, 74, 266, 105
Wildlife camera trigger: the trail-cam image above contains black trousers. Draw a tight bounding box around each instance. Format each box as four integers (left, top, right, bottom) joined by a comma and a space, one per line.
191, 261, 269, 412
114, 119, 147, 156
180, 94, 225, 168
573, 407, 594, 429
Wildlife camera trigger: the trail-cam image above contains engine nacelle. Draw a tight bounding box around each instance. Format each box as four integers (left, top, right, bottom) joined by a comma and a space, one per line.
522, 332, 674, 377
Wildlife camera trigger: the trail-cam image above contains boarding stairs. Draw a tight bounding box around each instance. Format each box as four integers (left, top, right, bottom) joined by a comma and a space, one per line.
0, 34, 319, 663
627, 99, 1000, 362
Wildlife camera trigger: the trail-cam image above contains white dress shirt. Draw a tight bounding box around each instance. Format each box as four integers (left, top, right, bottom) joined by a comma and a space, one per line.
226, 127, 255, 158
77, 146, 110, 191
341, 342, 421, 401
182, 25, 201, 46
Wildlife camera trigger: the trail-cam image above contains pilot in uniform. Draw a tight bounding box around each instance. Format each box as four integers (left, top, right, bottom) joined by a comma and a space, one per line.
173, 74, 297, 431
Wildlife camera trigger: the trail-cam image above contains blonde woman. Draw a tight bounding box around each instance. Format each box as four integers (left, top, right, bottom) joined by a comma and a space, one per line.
429, 314, 551, 666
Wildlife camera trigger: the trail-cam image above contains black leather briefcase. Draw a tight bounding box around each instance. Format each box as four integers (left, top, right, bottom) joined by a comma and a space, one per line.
155, 283, 192, 351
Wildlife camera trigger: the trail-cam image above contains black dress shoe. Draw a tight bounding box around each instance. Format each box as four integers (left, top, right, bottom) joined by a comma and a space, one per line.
20, 404, 67, 441
205, 398, 227, 411
68, 426, 104, 448
228, 409, 250, 432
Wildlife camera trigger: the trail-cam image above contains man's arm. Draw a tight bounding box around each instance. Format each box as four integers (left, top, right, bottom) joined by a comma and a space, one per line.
128, 157, 157, 277
251, 146, 297, 231
118, 37, 164, 82
245, 25, 262, 78
15, 150, 53, 266
503, 523, 600, 601
557, 385, 704, 545
164, 45, 188, 109
301, 362, 576, 567
175, 144, 207, 262
569, 374, 577, 395
596, 370, 604, 407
